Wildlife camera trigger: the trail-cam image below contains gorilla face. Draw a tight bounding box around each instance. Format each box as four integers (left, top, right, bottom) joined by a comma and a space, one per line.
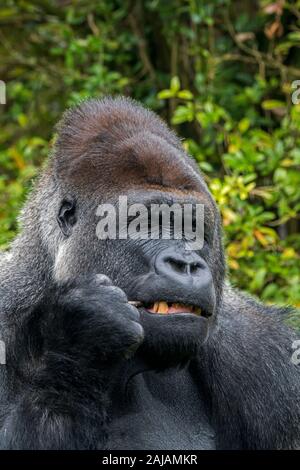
58, 195, 219, 352
49, 97, 225, 363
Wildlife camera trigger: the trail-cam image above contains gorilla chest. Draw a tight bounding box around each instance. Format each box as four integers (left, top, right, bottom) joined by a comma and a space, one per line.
106, 367, 216, 450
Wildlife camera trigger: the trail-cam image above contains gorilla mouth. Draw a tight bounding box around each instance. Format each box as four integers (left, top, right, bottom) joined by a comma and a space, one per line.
129, 301, 205, 316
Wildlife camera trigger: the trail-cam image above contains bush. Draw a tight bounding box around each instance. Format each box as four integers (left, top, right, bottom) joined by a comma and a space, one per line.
0, 0, 299, 321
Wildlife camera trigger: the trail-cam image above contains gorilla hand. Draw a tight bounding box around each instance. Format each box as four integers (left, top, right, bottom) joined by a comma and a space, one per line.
0, 274, 145, 450
42, 274, 144, 366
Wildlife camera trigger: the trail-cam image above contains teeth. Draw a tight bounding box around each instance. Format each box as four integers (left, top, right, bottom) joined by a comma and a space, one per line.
148, 301, 203, 316
151, 301, 169, 314
157, 301, 169, 314
194, 307, 202, 316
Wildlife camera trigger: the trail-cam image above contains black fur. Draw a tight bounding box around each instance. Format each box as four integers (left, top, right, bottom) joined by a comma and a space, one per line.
0, 97, 299, 449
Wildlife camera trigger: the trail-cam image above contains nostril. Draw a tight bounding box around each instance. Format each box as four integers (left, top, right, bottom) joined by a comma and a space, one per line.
165, 258, 203, 276
154, 248, 208, 279
190, 262, 202, 275
165, 257, 188, 274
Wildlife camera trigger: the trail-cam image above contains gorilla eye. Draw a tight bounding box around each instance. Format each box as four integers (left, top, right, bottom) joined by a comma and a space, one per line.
57, 199, 77, 237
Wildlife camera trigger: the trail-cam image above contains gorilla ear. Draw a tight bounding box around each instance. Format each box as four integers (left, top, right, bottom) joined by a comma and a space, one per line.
57, 198, 77, 237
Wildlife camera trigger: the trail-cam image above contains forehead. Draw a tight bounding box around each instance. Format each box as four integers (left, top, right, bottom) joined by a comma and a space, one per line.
52, 97, 210, 200
123, 186, 213, 209
56, 130, 206, 196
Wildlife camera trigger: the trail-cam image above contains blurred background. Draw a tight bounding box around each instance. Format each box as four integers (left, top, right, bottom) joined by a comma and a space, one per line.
0, 0, 299, 325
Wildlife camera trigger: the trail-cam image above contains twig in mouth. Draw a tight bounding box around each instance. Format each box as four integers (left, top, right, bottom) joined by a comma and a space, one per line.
128, 301, 143, 307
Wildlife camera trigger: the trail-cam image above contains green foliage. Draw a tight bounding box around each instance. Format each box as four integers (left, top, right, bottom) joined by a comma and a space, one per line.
0, 1, 299, 321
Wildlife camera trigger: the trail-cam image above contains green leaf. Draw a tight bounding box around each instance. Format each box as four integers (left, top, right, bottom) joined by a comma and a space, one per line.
238, 118, 250, 133
157, 89, 174, 99
262, 100, 286, 110
177, 90, 194, 100
170, 76, 180, 93
171, 105, 194, 124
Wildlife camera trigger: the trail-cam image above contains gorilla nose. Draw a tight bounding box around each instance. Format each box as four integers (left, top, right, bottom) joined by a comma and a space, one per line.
154, 247, 208, 283
128, 246, 216, 316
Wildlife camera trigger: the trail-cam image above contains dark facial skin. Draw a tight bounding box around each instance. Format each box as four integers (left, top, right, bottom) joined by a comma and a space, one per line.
57, 186, 220, 370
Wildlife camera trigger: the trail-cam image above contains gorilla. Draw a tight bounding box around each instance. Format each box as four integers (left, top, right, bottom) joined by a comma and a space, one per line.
0, 97, 299, 450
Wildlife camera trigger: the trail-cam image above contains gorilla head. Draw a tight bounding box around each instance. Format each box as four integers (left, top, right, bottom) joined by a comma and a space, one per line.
23, 97, 225, 366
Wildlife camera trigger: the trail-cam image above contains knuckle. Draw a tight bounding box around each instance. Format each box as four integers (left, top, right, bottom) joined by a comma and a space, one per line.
130, 321, 144, 340
94, 274, 112, 286
125, 304, 140, 322
106, 285, 128, 301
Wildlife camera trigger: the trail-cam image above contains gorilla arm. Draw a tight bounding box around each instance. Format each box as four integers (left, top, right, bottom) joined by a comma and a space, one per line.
196, 285, 300, 449
0, 274, 144, 450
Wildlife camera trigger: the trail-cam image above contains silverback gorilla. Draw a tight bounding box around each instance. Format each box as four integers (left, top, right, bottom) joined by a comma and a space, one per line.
0, 97, 299, 450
